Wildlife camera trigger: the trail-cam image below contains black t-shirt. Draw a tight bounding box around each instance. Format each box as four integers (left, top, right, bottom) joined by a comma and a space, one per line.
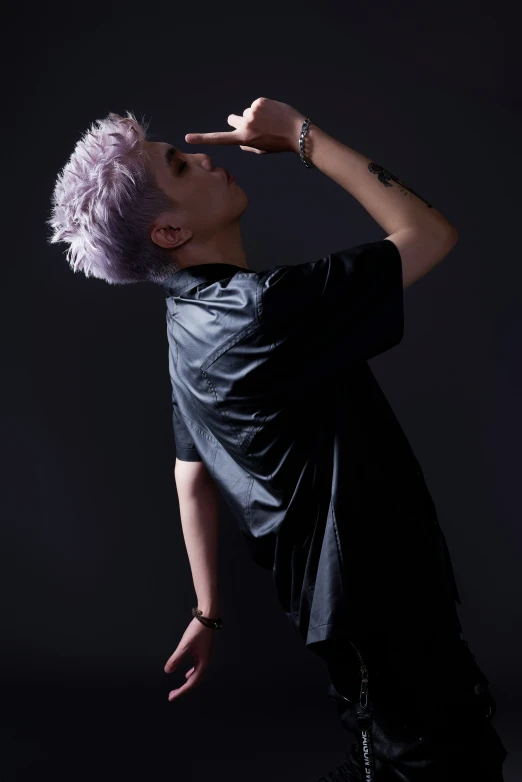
160, 239, 462, 655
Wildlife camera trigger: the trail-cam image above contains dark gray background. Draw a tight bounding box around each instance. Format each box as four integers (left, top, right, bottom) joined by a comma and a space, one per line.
3, 0, 520, 779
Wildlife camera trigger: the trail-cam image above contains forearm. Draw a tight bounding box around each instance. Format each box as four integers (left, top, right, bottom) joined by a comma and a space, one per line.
174, 462, 221, 616
295, 121, 456, 238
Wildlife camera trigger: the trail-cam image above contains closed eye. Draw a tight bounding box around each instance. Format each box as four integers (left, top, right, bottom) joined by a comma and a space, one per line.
179, 161, 187, 174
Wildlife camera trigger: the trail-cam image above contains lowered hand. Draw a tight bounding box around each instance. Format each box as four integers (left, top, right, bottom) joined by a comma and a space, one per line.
164, 616, 216, 701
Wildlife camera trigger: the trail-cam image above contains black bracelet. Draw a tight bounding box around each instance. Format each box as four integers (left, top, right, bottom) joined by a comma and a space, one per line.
192, 607, 223, 630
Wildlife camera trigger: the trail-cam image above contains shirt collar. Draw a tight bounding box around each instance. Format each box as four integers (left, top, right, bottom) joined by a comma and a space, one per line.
160, 263, 250, 297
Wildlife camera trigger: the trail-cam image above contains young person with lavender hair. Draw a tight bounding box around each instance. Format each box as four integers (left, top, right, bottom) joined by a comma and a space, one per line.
47, 98, 508, 780
47, 111, 249, 284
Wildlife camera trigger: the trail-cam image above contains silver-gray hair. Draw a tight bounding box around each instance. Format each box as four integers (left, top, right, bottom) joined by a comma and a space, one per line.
46, 111, 180, 285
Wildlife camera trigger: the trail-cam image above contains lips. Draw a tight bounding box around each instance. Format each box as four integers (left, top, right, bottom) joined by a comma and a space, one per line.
217, 167, 235, 184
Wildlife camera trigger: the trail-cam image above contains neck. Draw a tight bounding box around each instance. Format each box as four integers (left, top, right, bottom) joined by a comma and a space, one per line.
174, 222, 248, 270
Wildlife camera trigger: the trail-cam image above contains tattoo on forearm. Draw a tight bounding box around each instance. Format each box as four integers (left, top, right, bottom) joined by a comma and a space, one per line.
368, 162, 433, 208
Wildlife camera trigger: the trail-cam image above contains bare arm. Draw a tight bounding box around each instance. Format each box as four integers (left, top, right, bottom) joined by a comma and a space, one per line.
293, 121, 459, 288
184, 97, 458, 289
174, 459, 221, 617
296, 123, 456, 237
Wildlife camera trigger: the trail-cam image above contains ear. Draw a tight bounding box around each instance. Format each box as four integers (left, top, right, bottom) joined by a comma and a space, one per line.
151, 222, 193, 251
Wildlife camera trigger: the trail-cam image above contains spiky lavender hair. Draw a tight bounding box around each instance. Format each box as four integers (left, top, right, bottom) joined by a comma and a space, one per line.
46, 111, 180, 285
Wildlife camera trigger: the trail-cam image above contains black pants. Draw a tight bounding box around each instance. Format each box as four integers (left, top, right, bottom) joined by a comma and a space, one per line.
314, 626, 508, 781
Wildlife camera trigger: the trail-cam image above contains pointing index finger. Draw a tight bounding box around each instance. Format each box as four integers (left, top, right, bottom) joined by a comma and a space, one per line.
185, 131, 239, 145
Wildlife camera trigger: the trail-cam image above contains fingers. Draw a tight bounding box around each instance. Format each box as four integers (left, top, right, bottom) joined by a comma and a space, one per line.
185, 114, 244, 145
168, 664, 207, 701
185, 131, 237, 145
164, 649, 183, 673
239, 145, 267, 154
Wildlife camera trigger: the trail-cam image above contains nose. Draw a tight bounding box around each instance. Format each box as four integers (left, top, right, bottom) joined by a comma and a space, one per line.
200, 153, 213, 171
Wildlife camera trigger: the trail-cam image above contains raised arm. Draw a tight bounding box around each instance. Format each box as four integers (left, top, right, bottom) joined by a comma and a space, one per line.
185, 97, 458, 290
293, 121, 458, 289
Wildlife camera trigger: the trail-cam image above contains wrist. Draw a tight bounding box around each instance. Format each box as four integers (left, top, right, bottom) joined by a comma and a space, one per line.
192, 606, 223, 630
288, 113, 307, 154
197, 602, 221, 618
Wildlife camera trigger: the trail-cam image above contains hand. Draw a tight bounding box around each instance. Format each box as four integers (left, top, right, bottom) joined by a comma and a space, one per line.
164, 616, 216, 701
185, 97, 306, 156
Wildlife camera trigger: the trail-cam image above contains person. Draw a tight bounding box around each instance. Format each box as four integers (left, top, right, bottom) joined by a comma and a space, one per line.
47, 97, 508, 780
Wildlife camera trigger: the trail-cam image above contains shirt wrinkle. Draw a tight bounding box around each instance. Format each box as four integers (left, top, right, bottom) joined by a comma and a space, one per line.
162, 239, 463, 651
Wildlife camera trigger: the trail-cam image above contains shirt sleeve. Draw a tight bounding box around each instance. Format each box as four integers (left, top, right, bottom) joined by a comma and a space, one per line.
260, 238, 404, 382
172, 394, 203, 462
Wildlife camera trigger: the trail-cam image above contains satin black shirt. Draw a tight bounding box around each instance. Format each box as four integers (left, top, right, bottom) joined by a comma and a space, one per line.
160, 239, 462, 654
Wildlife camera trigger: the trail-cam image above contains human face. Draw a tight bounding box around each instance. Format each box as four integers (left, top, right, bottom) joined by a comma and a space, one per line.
144, 140, 248, 266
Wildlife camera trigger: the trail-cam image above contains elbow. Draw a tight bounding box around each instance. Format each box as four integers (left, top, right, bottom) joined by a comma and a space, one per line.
446, 226, 459, 245
431, 225, 459, 258
433, 227, 459, 268
442, 227, 459, 258
426, 221, 459, 249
